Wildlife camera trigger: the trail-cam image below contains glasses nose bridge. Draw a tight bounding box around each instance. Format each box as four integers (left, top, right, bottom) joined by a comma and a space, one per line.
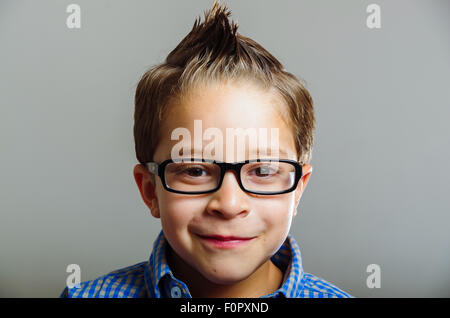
220, 162, 244, 176
216, 162, 245, 194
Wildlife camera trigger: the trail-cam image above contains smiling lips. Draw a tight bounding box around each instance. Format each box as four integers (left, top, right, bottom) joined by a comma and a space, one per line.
197, 234, 256, 249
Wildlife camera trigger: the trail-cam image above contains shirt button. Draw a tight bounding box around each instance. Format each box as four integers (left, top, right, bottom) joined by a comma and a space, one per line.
170, 286, 182, 298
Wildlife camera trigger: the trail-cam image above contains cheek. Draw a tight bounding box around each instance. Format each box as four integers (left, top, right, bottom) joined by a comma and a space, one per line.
158, 193, 206, 234
254, 193, 296, 232
248, 194, 296, 259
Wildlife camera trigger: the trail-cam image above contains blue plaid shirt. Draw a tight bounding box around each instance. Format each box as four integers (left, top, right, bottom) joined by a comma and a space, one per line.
60, 230, 351, 298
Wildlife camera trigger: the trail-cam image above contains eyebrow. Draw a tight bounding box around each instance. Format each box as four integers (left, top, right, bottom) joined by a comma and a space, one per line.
176, 147, 292, 157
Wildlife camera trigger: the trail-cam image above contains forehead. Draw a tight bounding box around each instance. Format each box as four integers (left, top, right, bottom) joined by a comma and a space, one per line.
178, 81, 281, 119
154, 80, 297, 161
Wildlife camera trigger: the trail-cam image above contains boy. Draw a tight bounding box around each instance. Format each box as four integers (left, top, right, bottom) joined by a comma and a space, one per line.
61, 1, 351, 298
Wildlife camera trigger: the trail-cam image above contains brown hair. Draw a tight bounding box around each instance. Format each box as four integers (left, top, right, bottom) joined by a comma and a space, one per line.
134, 0, 315, 165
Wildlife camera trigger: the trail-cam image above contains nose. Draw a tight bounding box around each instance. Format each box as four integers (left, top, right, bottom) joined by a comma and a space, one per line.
205, 171, 251, 219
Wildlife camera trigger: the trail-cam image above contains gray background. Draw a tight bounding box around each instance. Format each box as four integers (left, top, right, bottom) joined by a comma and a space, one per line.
1, 0, 449, 297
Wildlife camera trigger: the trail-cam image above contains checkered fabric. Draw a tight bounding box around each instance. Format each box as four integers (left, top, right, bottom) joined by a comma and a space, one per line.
60, 230, 352, 298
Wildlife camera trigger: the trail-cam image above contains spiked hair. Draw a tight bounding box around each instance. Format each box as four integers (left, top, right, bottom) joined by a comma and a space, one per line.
134, 1, 315, 165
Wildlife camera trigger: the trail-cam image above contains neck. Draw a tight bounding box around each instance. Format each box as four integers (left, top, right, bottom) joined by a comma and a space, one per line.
167, 247, 283, 298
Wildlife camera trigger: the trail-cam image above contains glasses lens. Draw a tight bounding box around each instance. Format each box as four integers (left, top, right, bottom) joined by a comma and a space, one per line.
241, 161, 296, 193
164, 161, 220, 193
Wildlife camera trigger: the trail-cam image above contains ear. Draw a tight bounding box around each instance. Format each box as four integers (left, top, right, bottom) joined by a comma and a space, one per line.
133, 164, 160, 218
293, 164, 313, 217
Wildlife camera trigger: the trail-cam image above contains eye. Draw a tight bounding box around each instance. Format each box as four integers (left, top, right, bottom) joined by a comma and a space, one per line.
183, 167, 207, 177
173, 164, 213, 178
250, 165, 278, 177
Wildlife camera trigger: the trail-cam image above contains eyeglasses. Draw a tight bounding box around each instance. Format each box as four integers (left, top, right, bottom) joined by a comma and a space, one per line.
144, 158, 303, 195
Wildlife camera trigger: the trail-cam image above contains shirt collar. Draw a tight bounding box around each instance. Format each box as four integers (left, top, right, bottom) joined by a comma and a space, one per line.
144, 230, 173, 297
144, 230, 306, 298
266, 234, 306, 298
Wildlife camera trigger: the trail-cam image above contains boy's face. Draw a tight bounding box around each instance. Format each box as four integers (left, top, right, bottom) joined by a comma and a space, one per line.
134, 80, 312, 285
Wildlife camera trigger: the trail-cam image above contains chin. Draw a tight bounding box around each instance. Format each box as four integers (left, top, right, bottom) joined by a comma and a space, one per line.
200, 266, 253, 285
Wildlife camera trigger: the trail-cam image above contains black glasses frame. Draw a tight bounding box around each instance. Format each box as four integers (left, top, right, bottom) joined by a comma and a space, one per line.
145, 158, 303, 195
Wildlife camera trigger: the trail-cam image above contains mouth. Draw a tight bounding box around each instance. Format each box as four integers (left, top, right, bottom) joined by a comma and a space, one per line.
196, 234, 256, 249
